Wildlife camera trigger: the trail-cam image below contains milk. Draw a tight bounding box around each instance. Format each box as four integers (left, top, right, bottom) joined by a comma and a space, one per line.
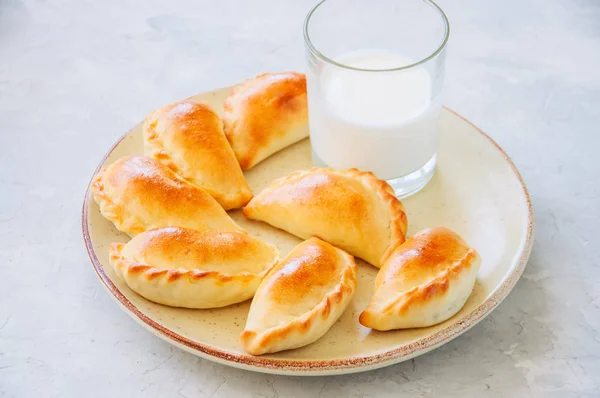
308, 49, 440, 180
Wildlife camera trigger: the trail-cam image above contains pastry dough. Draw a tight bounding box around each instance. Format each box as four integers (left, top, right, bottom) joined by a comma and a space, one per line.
144, 100, 253, 210
359, 227, 481, 330
243, 167, 408, 267
223, 72, 308, 170
240, 237, 357, 355
91, 155, 242, 236
109, 227, 279, 308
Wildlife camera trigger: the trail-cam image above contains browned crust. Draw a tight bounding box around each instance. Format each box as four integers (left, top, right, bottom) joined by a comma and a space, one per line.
223, 72, 308, 170
82, 105, 534, 374
143, 110, 180, 174
91, 167, 144, 235
143, 101, 253, 209
91, 155, 243, 235
240, 244, 357, 355
358, 249, 480, 327
395, 249, 480, 314
243, 166, 408, 266
109, 242, 278, 285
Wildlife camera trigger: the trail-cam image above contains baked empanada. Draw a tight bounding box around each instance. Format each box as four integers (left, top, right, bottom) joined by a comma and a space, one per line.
243, 167, 408, 267
109, 227, 279, 308
91, 155, 242, 236
359, 227, 481, 330
144, 100, 253, 210
241, 237, 357, 355
223, 72, 308, 170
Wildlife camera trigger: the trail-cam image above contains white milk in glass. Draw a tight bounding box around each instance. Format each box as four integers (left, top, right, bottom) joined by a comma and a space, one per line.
308, 49, 440, 180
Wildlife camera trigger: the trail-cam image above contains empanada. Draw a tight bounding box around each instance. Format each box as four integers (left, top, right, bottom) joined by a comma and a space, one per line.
243, 167, 408, 267
241, 237, 357, 355
109, 227, 279, 308
359, 227, 481, 330
144, 100, 253, 210
91, 155, 242, 236
223, 72, 308, 170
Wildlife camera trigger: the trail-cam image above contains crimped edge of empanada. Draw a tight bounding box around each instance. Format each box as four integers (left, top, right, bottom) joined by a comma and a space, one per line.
244, 167, 408, 266
91, 170, 145, 236
143, 105, 254, 210
221, 94, 247, 165
109, 241, 280, 309
358, 248, 481, 329
240, 248, 357, 355
143, 109, 181, 175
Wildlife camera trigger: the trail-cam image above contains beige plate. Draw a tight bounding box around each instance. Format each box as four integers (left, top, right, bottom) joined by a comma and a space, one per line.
82, 86, 534, 376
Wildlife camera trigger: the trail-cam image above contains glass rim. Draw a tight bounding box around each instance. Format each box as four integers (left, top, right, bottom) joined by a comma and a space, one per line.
303, 0, 450, 72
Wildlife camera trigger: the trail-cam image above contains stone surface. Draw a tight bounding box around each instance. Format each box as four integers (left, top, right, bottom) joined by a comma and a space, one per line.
0, 0, 599, 396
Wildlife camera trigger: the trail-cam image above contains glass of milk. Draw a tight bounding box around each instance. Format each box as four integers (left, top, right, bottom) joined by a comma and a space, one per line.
304, 0, 449, 198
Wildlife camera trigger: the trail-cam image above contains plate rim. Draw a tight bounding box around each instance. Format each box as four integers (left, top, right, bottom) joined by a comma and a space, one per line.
81, 105, 534, 375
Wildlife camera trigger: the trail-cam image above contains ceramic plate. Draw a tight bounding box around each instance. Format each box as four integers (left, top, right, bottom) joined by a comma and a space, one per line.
82, 85, 533, 376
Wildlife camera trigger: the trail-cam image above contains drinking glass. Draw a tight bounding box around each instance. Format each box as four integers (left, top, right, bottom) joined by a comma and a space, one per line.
304, 0, 449, 198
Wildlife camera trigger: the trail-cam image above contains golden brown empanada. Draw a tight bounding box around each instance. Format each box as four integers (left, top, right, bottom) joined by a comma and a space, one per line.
144, 100, 253, 210
109, 227, 279, 308
359, 227, 481, 330
223, 72, 308, 170
243, 167, 408, 267
91, 155, 242, 236
240, 237, 357, 355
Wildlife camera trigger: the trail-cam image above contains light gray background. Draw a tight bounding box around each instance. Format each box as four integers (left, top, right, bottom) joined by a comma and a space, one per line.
1, 0, 599, 396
